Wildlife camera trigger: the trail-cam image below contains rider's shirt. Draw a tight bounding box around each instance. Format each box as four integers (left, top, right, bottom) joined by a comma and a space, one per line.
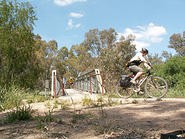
130, 53, 148, 63
129, 53, 151, 69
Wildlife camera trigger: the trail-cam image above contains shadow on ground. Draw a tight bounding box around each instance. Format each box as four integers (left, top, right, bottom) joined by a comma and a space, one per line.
0, 98, 185, 139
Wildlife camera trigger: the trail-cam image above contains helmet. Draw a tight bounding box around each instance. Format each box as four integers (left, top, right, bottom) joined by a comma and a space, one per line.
141, 48, 148, 54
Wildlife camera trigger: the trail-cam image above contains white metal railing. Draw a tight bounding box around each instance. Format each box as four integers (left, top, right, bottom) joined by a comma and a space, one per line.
74, 69, 105, 94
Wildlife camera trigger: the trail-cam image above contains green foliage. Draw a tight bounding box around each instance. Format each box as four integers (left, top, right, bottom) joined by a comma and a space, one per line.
0, 85, 25, 111
5, 105, 33, 123
0, 0, 40, 89
23, 91, 48, 104
169, 31, 185, 56
96, 36, 136, 92
155, 56, 185, 91
59, 101, 70, 110
82, 96, 94, 107
0, 85, 48, 111
167, 88, 185, 98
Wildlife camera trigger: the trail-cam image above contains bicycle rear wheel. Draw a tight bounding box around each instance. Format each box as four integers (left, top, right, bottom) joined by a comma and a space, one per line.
145, 76, 168, 98
116, 80, 134, 99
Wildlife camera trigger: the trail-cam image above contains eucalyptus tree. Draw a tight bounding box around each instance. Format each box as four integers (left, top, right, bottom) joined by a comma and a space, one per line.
83, 29, 101, 56
66, 44, 93, 77
57, 46, 68, 61
34, 35, 67, 88
0, 0, 39, 88
148, 54, 163, 65
100, 28, 117, 49
83, 28, 117, 57
97, 35, 136, 92
169, 31, 185, 56
161, 51, 173, 61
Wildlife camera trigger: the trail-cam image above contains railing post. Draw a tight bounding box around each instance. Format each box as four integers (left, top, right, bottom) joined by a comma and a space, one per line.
51, 70, 57, 97
101, 74, 104, 95
54, 73, 56, 97
90, 74, 92, 94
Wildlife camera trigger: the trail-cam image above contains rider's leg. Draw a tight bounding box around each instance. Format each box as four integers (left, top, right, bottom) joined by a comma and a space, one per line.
129, 66, 144, 84
131, 71, 144, 84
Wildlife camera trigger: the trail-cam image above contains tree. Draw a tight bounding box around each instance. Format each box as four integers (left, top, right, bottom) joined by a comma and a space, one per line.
96, 36, 136, 92
57, 46, 68, 61
148, 54, 163, 65
169, 31, 185, 56
100, 28, 117, 49
67, 44, 93, 76
83, 29, 101, 56
156, 56, 185, 90
161, 51, 173, 61
0, 0, 39, 88
83, 28, 117, 56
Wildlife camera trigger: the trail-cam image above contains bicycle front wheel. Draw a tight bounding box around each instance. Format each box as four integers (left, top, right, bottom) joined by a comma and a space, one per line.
144, 76, 168, 98
116, 80, 134, 99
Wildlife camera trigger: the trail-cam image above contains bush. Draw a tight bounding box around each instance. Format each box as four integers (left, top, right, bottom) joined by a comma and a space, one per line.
6, 106, 33, 123
0, 85, 48, 111
155, 56, 185, 91
0, 85, 25, 111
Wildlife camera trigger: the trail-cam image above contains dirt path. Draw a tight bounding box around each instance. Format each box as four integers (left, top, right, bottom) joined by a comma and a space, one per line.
1, 98, 185, 139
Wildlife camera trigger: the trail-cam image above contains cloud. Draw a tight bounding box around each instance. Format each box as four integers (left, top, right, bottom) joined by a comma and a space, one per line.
69, 12, 84, 18
118, 23, 167, 51
67, 19, 81, 29
54, 0, 87, 6
67, 19, 73, 28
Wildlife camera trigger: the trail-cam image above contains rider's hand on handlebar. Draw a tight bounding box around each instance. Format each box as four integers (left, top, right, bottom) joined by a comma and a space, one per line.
147, 62, 152, 66
147, 62, 153, 69
146, 69, 151, 75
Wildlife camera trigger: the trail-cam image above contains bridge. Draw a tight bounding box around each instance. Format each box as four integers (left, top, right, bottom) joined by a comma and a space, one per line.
73, 69, 105, 94
49, 69, 105, 98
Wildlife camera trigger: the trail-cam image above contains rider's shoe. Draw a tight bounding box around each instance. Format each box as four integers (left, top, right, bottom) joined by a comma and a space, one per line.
138, 91, 144, 95
130, 79, 136, 84
133, 87, 140, 92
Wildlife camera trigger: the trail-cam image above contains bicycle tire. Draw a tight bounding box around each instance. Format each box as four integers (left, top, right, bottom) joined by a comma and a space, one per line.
144, 76, 168, 98
116, 80, 134, 99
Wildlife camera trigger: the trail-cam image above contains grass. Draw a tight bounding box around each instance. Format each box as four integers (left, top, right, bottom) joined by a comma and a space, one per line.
5, 105, 33, 123
82, 96, 94, 107
0, 85, 49, 112
35, 110, 54, 130
107, 87, 185, 99
71, 113, 92, 124
166, 89, 185, 98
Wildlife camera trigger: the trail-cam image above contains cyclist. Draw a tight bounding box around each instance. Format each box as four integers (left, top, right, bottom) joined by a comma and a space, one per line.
127, 48, 151, 84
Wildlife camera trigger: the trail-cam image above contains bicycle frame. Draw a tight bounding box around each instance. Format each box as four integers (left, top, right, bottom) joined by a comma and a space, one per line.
130, 71, 151, 88
137, 76, 148, 88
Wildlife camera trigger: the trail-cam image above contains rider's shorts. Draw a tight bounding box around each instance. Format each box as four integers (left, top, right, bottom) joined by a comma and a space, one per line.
129, 65, 144, 73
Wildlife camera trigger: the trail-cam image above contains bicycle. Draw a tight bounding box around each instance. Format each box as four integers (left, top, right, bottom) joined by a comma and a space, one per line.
116, 70, 168, 99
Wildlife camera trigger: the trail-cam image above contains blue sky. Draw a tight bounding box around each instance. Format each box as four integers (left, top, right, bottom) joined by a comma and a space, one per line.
23, 0, 185, 55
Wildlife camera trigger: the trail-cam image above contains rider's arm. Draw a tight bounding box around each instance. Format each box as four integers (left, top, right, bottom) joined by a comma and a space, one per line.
144, 63, 151, 69
138, 54, 151, 69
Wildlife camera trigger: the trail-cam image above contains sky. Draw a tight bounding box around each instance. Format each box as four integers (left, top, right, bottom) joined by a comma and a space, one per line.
20, 0, 185, 55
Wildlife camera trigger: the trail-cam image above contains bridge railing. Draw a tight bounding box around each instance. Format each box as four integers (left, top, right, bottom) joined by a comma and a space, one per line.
73, 69, 105, 94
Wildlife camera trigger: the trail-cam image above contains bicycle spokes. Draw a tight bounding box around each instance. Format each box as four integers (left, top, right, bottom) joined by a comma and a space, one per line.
116, 81, 134, 98
145, 76, 168, 98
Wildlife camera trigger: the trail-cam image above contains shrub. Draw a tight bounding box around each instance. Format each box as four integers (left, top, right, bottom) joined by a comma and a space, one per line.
6, 106, 33, 123
155, 56, 185, 91
0, 85, 48, 111
0, 85, 25, 111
